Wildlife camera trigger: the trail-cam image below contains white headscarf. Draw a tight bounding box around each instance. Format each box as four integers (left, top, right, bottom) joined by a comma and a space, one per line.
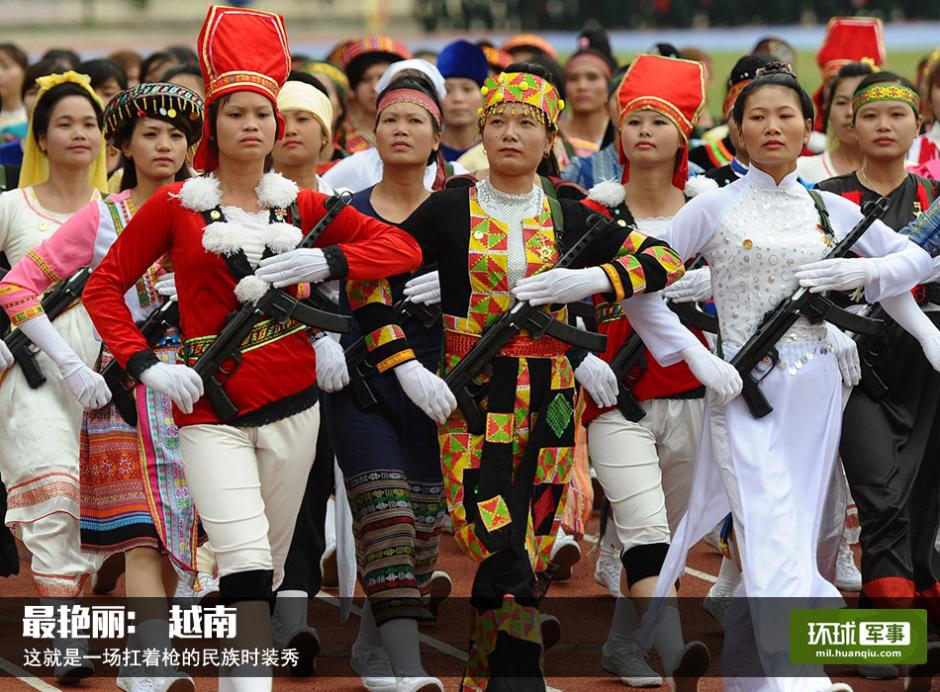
374, 59, 447, 101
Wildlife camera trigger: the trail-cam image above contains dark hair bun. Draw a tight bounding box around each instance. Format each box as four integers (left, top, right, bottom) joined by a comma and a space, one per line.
755, 61, 795, 78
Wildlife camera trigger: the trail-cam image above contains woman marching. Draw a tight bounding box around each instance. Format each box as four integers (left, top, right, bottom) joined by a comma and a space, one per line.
796, 62, 874, 185
398, 63, 687, 690
817, 71, 940, 686
0, 71, 107, 673
577, 54, 715, 690
81, 7, 422, 691
623, 64, 940, 692
321, 73, 457, 692
0, 81, 204, 692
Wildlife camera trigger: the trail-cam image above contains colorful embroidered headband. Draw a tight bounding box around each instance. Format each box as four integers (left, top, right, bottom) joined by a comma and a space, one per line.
377, 88, 442, 128
478, 71, 564, 130
722, 79, 750, 120
104, 82, 205, 145
302, 61, 350, 98
852, 82, 920, 121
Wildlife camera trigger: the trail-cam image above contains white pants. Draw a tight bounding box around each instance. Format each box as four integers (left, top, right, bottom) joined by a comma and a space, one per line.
588, 398, 704, 552
179, 405, 319, 589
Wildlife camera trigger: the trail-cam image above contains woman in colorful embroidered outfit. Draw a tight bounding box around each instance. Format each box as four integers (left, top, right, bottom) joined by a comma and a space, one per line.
0, 81, 204, 692
321, 74, 455, 692
577, 54, 717, 690
81, 7, 422, 691
0, 72, 107, 648
818, 72, 940, 686
398, 65, 686, 690
623, 65, 939, 692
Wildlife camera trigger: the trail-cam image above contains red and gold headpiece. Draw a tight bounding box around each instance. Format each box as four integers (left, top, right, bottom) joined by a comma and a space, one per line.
478, 71, 564, 130
616, 54, 706, 188
194, 5, 291, 170
812, 17, 885, 130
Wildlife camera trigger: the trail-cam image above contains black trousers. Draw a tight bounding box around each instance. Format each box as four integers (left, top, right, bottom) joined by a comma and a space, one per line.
841, 318, 940, 615
279, 397, 335, 595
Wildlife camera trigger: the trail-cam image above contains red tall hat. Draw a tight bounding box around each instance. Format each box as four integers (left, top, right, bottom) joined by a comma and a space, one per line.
616, 54, 706, 189
194, 5, 292, 171
812, 17, 885, 130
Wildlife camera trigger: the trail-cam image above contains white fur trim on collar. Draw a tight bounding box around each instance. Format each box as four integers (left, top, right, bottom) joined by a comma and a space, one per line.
256, 172, 299, 209
177, 176, 222, 212
177, 172, 299, 213
587, 179, 626, 208
200, 221, 303, 257
684, 175, 719, 198
234, 275, 271, 304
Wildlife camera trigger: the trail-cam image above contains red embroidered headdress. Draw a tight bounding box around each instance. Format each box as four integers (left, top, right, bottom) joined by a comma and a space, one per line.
194, 5, 291, 170
616, 54, 706, 189
813, 17, 885, 130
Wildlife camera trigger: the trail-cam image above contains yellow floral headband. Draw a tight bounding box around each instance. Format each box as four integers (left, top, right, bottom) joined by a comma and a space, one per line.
852, 82, 920, 122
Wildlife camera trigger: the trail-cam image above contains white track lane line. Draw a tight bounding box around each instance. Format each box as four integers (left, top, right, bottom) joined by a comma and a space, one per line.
316, 593, 469, 661
684, 566, 718, 584
0, 656, 61, 692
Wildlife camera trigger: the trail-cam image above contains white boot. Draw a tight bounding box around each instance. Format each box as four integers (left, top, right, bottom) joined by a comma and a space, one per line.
834, 540, 861, 592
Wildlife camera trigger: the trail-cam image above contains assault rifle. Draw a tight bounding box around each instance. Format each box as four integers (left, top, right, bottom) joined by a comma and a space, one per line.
855, 198, 940, 399
730, 197, 890, 418
345, 295, 443, 410
193, 193, 354, 421
607, 257, 719, 422
445, 214, 618, 434
2, 267, 91, 388
101, 300, 180, 427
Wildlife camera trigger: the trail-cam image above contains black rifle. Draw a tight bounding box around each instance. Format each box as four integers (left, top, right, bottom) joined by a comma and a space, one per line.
101, 300, 180, 427
606, 257, 719, 422
854, 199, 940, 399
345, 296, 443, 410
3, 267, 91, 389
730, 197, 890, 418
445, 214, 617, 434
192, 193, 354, 421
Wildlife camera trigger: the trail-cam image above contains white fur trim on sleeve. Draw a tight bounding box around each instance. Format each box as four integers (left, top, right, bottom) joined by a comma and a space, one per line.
265, 222, 303, 254
587, 179, 626, 208
684, 175, 719, 198
234, 275, 271, 304
178, 175, 222, 212
256, 172, 299, 209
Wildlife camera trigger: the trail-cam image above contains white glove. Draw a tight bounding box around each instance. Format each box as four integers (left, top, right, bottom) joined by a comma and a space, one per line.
880, 292, 940, 372
313, 334, 349, 393
663, 267, 712, 303
139, 362, 204, 415
0, 339, 13, 372
681, 343, 742, 406
929, 255, 940, 284
154, 273, 178, 301
402, 271, 441, 305
574, 353, 619, 408
394, 360, 457, 424
921, 333, 940, 371
13, 314, 110, 407
795, 257, 879, 293
511, 266, 611, 305
825, 323, 861, 387
59, 356, 112, 410
255, 248, 330, 288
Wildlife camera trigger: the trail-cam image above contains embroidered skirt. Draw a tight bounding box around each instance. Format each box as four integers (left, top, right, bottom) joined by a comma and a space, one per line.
79, 331, 200, 571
